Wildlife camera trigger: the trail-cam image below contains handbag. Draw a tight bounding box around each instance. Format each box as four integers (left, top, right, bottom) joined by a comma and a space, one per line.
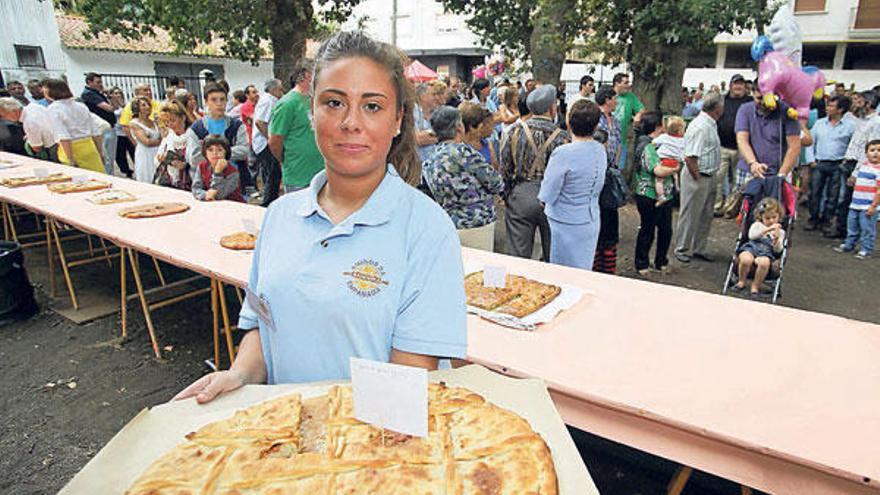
599, 166, 630, 209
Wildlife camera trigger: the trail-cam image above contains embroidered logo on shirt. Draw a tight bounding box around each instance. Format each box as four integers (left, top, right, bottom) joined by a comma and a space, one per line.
343, 259, 389, 297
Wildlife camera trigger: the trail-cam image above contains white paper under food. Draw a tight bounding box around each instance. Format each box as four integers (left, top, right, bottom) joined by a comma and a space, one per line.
59, 364, 598, 495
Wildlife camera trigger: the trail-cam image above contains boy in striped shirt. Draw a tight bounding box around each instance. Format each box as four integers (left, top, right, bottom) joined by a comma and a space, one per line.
835, 139, 880, 259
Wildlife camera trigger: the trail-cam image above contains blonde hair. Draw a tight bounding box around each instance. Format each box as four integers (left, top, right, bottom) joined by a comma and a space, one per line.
666, 116, 686, 136
756, 197, 783, 221
159, 100, 188, 126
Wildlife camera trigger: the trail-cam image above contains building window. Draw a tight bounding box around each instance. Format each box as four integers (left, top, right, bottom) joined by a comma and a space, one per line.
794, 0, 825, 13
687, 44, 716, 68
844, 43, 880, 69
14, 45, 45, 68
723, 45, 754, 69
854, 0, 880, 29
802, 43, 836, 69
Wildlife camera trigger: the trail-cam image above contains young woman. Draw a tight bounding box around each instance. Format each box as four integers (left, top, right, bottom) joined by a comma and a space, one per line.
44, 79, 104, 173
129, 96, 162, 182
175, 31, 467, 403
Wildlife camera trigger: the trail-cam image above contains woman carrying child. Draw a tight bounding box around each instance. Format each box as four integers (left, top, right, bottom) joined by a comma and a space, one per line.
652, 116, 686, 206
192, 135, 244, 202
734, 197, 785, 296
633, 112, 678, 275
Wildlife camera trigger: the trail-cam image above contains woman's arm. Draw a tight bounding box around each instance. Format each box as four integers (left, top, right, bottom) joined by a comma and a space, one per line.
59, 139, 75, 167
131, 123, 160, 146
537, 153, 566, 206
173, 329, 268, 403
390, 349, 439, 370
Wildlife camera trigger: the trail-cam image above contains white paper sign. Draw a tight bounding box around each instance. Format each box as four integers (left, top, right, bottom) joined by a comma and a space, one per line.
483, 264, 507, 288
242, 218, 258, 235
33, 167, 48, 178
350, 358, 428, 437
73, 175, 88, 184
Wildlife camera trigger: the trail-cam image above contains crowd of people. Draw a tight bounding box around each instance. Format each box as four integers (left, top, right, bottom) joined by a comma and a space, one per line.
2, 57, 880, 290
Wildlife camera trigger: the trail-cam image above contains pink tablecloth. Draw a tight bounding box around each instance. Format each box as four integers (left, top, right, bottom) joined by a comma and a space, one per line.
463, 247, 880, 494
0, 153, 257, 286
3, 153, 877, 494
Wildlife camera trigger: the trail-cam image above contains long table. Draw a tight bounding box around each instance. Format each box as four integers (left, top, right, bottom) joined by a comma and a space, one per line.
2, 152, 878, 495
0, 153, 260, 361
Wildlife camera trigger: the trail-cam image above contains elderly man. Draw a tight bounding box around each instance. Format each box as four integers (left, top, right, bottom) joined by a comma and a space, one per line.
253, 78, 285, 206
0, 98, 26, 155
674, 92, 724, 263
414, 82, 440, 163
499, 84, 570, 261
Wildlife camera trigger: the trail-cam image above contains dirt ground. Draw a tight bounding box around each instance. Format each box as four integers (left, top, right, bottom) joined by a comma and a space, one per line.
0, 202, 877, 495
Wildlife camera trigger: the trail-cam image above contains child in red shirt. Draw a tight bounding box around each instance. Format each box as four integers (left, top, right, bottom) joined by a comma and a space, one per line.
192, 134, 244, 202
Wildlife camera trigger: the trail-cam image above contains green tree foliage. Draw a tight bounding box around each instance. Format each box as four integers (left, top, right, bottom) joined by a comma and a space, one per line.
584, 0, 778, 113
75, 0, 363, 82
440, 0, 777, 112
440, 0, 590, 85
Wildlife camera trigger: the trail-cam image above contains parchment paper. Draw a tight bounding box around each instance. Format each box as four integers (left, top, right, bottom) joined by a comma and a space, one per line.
60, 365, 598, 494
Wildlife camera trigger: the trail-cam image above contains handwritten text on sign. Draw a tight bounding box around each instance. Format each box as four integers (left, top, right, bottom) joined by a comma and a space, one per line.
350, 357, 428, 437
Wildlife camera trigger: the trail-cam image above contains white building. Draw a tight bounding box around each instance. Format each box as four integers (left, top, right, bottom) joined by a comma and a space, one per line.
343, 0, 489, 80
0, 0, 67, 86
0, 0, 277, 100
684, 0, 880, 90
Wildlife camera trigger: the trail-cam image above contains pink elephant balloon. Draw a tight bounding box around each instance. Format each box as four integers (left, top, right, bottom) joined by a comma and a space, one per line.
757, 50, 826, 121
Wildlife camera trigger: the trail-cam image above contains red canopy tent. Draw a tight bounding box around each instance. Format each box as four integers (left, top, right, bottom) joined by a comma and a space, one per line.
404, 60, 439, 82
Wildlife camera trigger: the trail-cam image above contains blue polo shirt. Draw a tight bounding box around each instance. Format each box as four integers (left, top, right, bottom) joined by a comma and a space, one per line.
811, 115, 856, 162
238, 165, 467, 384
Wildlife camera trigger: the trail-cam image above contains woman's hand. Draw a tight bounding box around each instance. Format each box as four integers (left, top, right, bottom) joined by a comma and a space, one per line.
205, 189, 218, 201
172, 370, 246, 404
213, 159, 228, 174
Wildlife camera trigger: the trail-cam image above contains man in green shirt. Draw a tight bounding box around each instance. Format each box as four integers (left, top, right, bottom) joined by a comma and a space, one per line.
269, 59, 324, 192
612, 73, 645, 174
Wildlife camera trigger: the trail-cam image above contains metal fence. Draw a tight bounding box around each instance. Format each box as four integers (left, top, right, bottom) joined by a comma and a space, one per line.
98, 74, 213, 103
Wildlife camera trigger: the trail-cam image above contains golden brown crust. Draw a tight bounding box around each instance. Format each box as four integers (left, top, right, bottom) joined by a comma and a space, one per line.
220, 231, 258, 251
464, 271, 561, 318
118, 202, 190, 219
0, 173, 70, 188
47, 179, 111, 194
126, 384, 557, 494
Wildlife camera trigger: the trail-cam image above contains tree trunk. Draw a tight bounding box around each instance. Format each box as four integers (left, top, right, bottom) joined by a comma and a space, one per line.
529, 0, 577, 86
631, 30, 689, 115
269, 0, 312, 87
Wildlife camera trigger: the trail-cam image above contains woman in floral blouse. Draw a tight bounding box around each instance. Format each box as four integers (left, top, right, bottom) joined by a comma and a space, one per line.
422, 106, 504, 251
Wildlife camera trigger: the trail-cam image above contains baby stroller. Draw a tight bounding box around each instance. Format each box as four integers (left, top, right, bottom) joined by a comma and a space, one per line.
721, 176, 797, 303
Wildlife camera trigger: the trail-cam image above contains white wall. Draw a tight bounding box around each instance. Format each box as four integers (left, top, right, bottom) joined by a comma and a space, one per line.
716, 0, 870, 44
0, 0, 67, 83
63, 49, 274, 97
344, 0, 481, 50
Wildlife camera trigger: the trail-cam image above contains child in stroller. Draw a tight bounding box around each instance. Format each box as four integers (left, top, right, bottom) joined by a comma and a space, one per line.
733, 197, 785, 296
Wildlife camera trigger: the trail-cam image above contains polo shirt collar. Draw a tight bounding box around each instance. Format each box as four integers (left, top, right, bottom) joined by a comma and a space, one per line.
296, 164, 402, 230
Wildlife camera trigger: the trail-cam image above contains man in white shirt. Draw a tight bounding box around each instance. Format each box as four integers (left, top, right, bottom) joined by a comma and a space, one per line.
568, 75, 595, 105
253, 78, 285, 206
19, 99, 58, 161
